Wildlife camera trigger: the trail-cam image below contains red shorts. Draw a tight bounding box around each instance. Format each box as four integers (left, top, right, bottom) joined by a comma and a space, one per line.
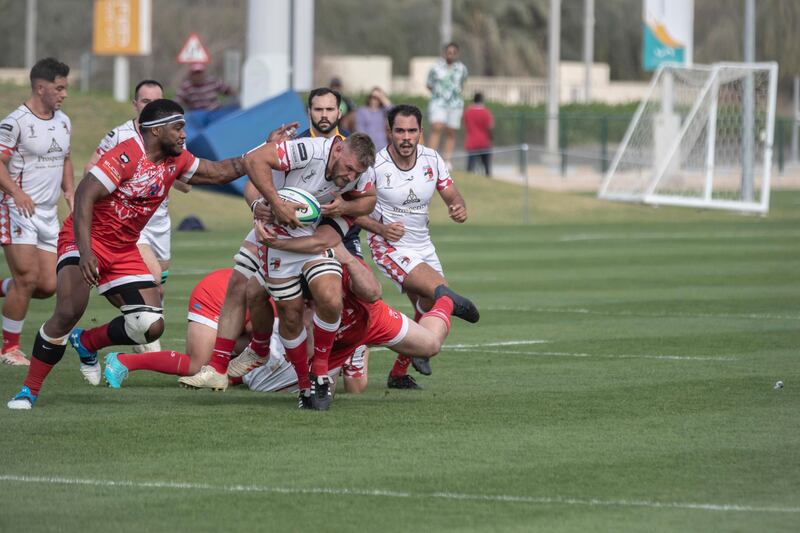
56, 230, 153, 295
329, 300, 408, 370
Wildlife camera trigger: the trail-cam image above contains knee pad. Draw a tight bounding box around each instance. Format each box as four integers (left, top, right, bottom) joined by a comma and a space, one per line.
120, 305, 164, 344
267, 278, 303, 301
233, 247, 260, 279
302, 259, 342, 286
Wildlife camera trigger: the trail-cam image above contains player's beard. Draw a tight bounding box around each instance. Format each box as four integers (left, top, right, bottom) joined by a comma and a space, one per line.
313, 118, 337, 134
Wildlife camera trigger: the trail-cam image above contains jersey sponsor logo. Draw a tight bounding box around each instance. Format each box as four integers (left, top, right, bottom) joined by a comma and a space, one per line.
301, 169, 314, 182
0, 123, 12, 132
298, 143, 308, 161
47, 138, 63, 153
107, 130, 116, 138
402, 189, 421, 205
27, 124, 36, 138
102, 160, 121, 180
383, 172, 393, 188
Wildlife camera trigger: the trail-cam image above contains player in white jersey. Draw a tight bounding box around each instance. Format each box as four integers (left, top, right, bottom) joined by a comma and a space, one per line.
0, 58, 74, 366
241, 133, 376, 410
83, 80, 189, 352
357, 104, 479, 387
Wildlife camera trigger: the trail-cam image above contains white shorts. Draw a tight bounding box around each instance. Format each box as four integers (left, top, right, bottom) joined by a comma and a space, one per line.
137, 207, 171, 261
0, 203, 59, 252
265, 247, 331, 280
369, 236, 444, 291
428, 102, 463, 130
242, 353, 341, 393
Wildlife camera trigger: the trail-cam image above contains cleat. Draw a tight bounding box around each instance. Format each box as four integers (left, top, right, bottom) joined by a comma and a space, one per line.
178, 365, 228, 391
297, 388, 313, 409
80, 361, 102, 386
69, 328, 98, 364
103, 353, 128, 389
132, 339, 161, 353
411, 356, 432, 376
309, 374, 333, 411
7, 385, 36, 409
1, 347, 30, 366
387, 374, 422, 390
434, 284, 480, 323
227, 346, 269, 378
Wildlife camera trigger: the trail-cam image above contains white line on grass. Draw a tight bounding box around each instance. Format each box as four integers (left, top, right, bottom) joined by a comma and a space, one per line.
371, 340, 549, 353
1, 474, 796, 514
487, 306, 800, 321
448, 348, 734, 362
558, 231, 800, 242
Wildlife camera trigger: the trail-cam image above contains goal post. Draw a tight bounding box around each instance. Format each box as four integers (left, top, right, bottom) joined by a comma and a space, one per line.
599, 62, 779, 214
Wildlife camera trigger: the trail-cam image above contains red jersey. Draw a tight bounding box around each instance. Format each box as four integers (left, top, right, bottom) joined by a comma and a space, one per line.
63, 137, 198, 249
463, 104, 494, 151
330, 263, 379, 359
188, 268, 259, 326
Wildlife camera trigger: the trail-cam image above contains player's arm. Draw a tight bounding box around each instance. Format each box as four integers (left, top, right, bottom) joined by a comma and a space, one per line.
321, 188, 377, 218
438, 184, 467, 223
73, 173, 112, 286
61, 151, 75, 212
335, 242, 381, 303
187, 156, 246, 185
354, 215, 405, 242
254, 220, 341, 254
172, 180, 192, 193
83, 151, 102, 177
242, 143, 304, 228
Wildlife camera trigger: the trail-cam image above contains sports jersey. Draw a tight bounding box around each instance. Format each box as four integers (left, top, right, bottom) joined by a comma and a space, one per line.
0, 105, 71, 208
62, 137, 198, 249
253, 136, 372, 239
187, 268, 255, 327
364, 144, 453, 248
94, 119, 170, 225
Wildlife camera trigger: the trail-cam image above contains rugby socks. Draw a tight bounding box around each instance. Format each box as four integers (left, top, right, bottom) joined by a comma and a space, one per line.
0, 277, 12, 297
389, 310, 423, 378
310, 314, 340, 377
249, 331, 271, 358
23, 327, 68, 396
208, 337, 236, 374
116, 350, 192, 376
280, 329, 311, 390
422, 296, 453, 330
2, 316, 23, 352
80, 323, 115, 352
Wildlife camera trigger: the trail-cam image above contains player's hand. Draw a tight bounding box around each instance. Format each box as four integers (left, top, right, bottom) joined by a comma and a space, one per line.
320, 193, 345, 217
254, 219, 279, 245
253, 200, 275, 223
382, 222, 405, 242
267, 122, 300, 144
448, 204, 467, 223
78, 253, 100, 287
13, 191, 35, 217
271, 199, 304, 229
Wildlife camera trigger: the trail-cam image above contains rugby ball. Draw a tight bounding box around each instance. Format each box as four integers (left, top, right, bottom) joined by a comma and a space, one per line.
277, 186, 321, 226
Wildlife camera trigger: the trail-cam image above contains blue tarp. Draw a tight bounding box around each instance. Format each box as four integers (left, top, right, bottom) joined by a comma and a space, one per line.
186, 91, 308, 196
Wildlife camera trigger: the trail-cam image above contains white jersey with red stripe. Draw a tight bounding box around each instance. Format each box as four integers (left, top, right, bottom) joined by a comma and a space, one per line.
94, 119, 170, 222
248, 136, 372, 239
364, 144, 452, 249
0, 105, 71, 208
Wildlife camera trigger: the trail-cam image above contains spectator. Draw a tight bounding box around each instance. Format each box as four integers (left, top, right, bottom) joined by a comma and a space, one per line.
355, 87, 392, 150
176, 63, 235, 112
329, 77, 356, 133
426, 42, 468, 168
463, 92, 494, 176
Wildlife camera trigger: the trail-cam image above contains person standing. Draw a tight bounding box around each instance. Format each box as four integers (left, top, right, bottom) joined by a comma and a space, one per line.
355, 87, 392, 151
0, 58, 74, 366
463, 92, 494, 176
426, 42, 468, 169
176, 63, 235, 112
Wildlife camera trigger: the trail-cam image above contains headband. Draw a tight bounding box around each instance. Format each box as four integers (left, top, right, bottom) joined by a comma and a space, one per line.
140, 114, 185, 128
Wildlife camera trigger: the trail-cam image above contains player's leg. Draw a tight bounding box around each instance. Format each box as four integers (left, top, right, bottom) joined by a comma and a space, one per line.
133, 242, 164, 353
1, 244, 42, 363
342, 345, 369, 394
427, 121, 444, 153
482, 152, 491, 177
8, 264, 92, 408
270, 277, 310, 394
228, 275, 275, 378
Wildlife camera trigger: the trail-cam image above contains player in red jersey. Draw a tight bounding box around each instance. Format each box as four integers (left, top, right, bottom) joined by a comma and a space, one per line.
7, 99, 248, 409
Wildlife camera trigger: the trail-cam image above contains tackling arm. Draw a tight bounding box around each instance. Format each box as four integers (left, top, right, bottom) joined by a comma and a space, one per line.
256, 222, 341, 254
241, 143, 303, 228
188, 157, 246, 185
336, 243, 381, 303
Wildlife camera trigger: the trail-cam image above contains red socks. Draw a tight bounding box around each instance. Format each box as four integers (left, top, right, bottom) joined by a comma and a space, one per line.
208, 337, 236, 374
23, 358, 54, 397
389, 310, 423, 377
249, 331, 271, 358
2, 330, 20, 352
80, 326, 113, 352
423, 296, 453, 330
280, 330, 310, 390
310, 314, 339, 377
117, 351, 192, 376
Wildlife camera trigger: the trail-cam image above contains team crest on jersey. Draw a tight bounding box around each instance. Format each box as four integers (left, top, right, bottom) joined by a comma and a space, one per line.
269, 257, 282, 270
402, 189, 421, 205
424, 165, 434, 181
27, 124, 36, 138
400, 256, 411, 266
12, 225, 22, 237
47, 139, 63, 153
168, 164, 176, 174
120, 153, 130, 164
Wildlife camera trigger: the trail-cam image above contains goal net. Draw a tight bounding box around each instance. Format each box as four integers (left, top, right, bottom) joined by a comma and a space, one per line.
599, 62, 778, 213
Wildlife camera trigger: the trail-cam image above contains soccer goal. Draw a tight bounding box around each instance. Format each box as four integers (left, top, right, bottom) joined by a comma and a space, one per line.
599, 62, 779, 213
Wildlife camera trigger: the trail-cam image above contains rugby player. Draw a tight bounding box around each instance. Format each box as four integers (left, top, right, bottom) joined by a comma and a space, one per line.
356, 104, 479, 389
0, 58, 74, 366
7, 99, 249, 409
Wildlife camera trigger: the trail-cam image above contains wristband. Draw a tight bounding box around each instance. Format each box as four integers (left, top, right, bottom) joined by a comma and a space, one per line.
250, 199, 262, 212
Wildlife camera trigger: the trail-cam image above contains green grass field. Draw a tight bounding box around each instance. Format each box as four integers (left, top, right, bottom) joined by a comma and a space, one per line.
1, 84, 799, 531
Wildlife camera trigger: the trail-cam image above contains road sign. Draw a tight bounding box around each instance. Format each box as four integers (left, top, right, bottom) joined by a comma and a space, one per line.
93, 0, 152, 55
177, 32, 210, 64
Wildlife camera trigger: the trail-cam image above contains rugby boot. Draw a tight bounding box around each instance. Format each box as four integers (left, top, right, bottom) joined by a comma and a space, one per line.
178, 365, 228, 391
7, 385, 36, 410
227, 346, 269, 378
434, 284, 480, 323
309, 373, 333, 411
103, 353, 129, 389
411, 356, 432, 376
387, 374, 422, 390
69, 328, 101, 386
0, 347, 30, 366
298, 388, 313, 409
